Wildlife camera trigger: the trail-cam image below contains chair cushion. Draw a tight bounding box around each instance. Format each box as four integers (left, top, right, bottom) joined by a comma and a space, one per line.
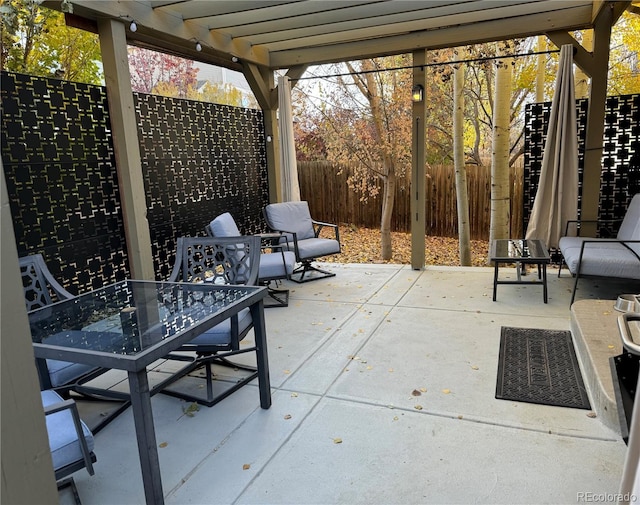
47, 360, 97, 388
209, 213, 241, 237
41, 390, 94, 473
259, 251, 296, 280
617, 194, 640, 240
265, 202, 316, 241
291, 238, 341, 261
182, 308, 253, 347
559, 236, 640, 279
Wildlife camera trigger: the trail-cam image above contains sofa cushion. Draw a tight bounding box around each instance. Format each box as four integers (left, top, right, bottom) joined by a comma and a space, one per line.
617, 194, 640, 240
292, 237, 341, 261
558, 236, 640, 279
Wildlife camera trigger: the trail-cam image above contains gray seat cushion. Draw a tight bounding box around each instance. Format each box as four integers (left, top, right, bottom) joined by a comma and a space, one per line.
47, 360, 97, 388
259, 250, 296, 279
558, 237, 640, 279
41, 389, 94, 473
182, 308, 253, 347
291, 237, 341, 260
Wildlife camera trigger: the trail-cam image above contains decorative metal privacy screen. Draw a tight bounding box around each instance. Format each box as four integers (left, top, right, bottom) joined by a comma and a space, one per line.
135, 93, 269, 280
1, 72, 129, 293
524, 94, 640, 235
1, 71, 269, 292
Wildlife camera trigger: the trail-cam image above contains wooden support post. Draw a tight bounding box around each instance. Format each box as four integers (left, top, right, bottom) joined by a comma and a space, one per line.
97, 18, 154, 280
411, 50, 427, 270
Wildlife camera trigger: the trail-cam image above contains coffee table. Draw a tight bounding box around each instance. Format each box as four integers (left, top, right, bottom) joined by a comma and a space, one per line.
490, 239, 550, 303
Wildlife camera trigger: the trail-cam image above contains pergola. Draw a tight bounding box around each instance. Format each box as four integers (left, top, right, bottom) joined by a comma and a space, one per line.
1, 2, 633, 503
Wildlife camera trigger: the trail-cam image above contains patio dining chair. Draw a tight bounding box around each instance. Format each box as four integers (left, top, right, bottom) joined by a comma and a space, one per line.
42, 389, 96, 505
20, 254, 105, 392
207, 212, 296, 307
263, 201, 341, 282
157, 235, 262, 407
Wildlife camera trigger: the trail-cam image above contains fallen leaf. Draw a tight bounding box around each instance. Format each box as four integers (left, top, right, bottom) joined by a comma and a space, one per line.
243, 464, 251, 470
608, 345, 615, 349
333, 437, 343, 444
159, 442, 168, 448
283, 369, 291, 374
587, 412, 597, 418
388, 368, 394, 373
284, 414, 292, 420
411, 389, 422, 396
471, 365, 479, 370
420, 388, 427, 392
291, 392, 298, 397
414, 405, 423, 410
393, 416, 399, 421
442, 389, 451, 394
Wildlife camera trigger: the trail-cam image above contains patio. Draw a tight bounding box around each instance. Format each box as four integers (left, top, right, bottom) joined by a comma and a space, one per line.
64, 262, 638, 504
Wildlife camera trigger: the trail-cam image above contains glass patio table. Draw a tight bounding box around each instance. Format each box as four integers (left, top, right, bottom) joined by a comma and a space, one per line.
490, 239, 550, 303
29, 280, 270, 505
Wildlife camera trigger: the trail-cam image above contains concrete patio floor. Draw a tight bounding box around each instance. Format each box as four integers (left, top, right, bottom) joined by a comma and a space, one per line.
65, 263, 640, 505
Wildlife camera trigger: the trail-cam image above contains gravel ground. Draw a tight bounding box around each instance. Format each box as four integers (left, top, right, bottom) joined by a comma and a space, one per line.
321, 225, 490, 267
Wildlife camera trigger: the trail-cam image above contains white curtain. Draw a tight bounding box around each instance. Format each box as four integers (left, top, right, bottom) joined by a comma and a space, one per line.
278, 75, 301, 202
525, 44, 578, 249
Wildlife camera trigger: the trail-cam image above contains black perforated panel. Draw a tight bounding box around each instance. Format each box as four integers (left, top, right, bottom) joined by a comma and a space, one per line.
524, 94, 640, 235
2, 72, 270, 292
135, 94, 269, 280
1, 72, 129, 294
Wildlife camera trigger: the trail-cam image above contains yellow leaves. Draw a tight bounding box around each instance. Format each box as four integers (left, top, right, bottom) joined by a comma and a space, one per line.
333, 437, 343, 444
243, 464, 251, 470
414, 405, 423, 410
284, 414, 292, 420
291, 392, 298, 398
159, 442, 168, 448
470, 365, 479, 370
442, 389, 451, 394
608, 345, 615, 350
587, 412, 597, 418
181, 402, 200, 417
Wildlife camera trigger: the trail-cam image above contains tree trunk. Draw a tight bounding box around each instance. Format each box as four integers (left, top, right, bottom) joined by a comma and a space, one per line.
380, 168, 396, 260
453, 59, 471, 266
536, 36, 546, 102
488, 58, 512, 261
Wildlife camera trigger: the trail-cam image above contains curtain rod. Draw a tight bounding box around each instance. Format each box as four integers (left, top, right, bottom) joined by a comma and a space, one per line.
293, 49, 560, 81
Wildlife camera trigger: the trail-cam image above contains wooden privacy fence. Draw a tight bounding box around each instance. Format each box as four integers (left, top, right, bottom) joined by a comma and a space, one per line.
298, 161, 523, 240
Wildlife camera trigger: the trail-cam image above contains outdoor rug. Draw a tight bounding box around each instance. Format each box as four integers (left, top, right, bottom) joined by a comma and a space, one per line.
495, 326, 591, 409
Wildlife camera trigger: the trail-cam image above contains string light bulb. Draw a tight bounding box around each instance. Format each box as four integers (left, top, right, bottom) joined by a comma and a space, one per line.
129, 20, 137, 32
195, 41, 202, 52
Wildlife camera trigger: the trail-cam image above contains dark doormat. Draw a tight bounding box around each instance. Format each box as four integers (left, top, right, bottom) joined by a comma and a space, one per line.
495, 326, 591, 410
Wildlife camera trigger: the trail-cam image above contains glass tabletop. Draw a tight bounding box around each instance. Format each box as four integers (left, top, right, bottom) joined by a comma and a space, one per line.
29, 280, 260, 358
490, 239, 550, 261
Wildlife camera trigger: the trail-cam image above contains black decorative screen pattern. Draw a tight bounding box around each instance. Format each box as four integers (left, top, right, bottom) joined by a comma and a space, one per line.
134, 94, 269, 280
524, 94, 640, 234
1, 72, 129, 294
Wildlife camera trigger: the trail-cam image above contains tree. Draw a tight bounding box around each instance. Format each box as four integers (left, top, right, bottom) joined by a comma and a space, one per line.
488, 57, 513, 253
316, 57, 413, 260
453, 55, 471, 266
188, 81, 257, 108
128, 47, 197, 97
1, 1, 102, 84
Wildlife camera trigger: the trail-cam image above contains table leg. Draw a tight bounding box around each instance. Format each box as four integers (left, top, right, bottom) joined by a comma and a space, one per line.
250, 299, 271, 409
542, 263, 548, 304
493, 262, 499, 301
128, 370, 164, 505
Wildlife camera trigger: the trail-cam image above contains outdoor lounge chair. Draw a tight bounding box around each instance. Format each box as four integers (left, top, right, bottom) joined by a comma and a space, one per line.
42, 389, 96, 505
207, 212, 296, 307
558, 193, 640, 304
20, 254, 104, 392
263, 201, 341, 282
158, 236, 262, 407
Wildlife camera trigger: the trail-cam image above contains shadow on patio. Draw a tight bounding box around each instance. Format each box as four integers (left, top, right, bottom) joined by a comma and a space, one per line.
63, 262, 640, 505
